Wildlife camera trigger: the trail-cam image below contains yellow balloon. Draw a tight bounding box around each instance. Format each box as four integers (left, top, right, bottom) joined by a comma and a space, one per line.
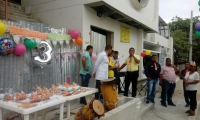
0, 21, 6, 34
146, 50, 151, 55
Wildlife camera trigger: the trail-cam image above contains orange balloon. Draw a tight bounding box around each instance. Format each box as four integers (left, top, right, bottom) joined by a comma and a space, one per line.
75, 37, 82, 45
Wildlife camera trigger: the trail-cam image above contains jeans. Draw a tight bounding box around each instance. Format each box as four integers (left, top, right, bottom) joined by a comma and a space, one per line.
161, 79, 176, 104
146, 79, 158, 101
183, 83, 190, 105
95, 80, 103, 100
80, 74, 91, 104
124, 71, 138, 97
187, 90, 197, 111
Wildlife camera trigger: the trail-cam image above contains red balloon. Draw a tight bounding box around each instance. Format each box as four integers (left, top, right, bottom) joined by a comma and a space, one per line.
141, 52, 146, 57
75, 37, 82, 45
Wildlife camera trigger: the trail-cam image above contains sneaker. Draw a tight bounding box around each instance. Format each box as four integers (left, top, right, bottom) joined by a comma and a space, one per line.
161, 102, 167, 107
168, 103, 176, 107
185, 104, 190, 107
150, 100, 155, 103
146, 101, 149, 104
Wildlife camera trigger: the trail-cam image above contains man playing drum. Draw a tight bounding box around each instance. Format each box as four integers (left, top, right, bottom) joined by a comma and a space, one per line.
93, 45, 113, 100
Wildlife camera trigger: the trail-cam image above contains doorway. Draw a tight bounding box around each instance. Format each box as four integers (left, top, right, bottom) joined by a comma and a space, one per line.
90, 26, 112, 54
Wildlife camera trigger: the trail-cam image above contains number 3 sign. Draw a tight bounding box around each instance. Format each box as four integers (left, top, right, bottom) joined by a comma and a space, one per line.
34, 41, 52, 67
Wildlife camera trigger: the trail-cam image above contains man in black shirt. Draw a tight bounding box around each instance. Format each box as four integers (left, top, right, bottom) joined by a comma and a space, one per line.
145, 55, 161, 104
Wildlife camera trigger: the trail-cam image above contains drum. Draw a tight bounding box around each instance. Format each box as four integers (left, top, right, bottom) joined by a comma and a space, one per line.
75, 99, 105, 120
100, 79, 118, 110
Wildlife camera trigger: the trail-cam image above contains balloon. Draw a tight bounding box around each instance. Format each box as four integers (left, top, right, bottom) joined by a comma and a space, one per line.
0, 21, 6, 34
142, 70, 145, 74
75, 37, 82, 45
34, 41, 52, 68
91, 53, 97, 61
145, 50, 151, 55
0, 38, 14, 56
195, 22, 200, 31
141, 52, 146, 57
24, 38, 37, 50
14, 44, 26, 56
195, 31, 200, 37
70, 30, 80, 39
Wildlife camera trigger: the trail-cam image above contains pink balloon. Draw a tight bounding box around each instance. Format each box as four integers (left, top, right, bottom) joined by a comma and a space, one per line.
14, 44, 26, 56
70, 30, 80, 39
91, 53, 97, 61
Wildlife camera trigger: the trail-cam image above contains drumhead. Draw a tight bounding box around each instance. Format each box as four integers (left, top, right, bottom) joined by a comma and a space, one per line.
101, 77, 115, 82
93, 100, 105, 115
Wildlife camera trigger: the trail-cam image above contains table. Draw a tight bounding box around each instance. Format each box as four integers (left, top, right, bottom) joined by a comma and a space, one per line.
0, 95, 66, 120
63, 88, 98, 120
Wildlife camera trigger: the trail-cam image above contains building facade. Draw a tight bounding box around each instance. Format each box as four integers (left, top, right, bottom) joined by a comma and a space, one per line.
22, 0, 173, 80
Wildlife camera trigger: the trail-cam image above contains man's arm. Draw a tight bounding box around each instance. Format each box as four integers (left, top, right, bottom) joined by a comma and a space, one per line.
159, 74, 163, 86
82, 56, 88, 71
145, 62, 150, 79
93, 54, 103, 74
133, 55, 140, 64
173, 66, 180, 75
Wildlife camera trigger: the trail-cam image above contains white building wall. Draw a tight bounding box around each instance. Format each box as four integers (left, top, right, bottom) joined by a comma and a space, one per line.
21, 0, 171, 80
83, 6, 139, 73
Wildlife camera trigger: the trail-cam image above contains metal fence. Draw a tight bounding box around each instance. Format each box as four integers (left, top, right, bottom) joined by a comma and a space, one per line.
0, 20, 81, 97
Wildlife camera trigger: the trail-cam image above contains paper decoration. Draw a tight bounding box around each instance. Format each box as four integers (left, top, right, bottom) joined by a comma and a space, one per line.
48, 34, 71, 40
120, 26, 130, 43
8, 26, 48, 39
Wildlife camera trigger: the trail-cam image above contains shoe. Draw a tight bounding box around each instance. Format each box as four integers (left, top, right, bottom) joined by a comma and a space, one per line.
146, 101, 149, 104
185, 104, 190, 107
161, 102, 167, 107
168, 103, 176, 106
150, 100, 155, 103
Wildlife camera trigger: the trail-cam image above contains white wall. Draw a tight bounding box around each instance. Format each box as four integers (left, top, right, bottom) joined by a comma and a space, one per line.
83, 6, 139, 72
103, 0, 158, 32
22, 0, 159, 32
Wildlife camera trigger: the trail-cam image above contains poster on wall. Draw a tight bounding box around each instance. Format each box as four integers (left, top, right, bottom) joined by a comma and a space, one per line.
120, 26, 130, 43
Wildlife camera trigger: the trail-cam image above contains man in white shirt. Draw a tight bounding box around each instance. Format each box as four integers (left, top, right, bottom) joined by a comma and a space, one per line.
93, 45, 113, 99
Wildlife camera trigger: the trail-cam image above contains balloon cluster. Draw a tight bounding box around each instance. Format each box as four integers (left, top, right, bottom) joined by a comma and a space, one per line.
68, 30, 82, 45
195, 22, 200, 37
140, 50, 151, 57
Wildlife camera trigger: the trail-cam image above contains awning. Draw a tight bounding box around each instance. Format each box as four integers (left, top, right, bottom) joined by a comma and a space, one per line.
86, 1, 157, 33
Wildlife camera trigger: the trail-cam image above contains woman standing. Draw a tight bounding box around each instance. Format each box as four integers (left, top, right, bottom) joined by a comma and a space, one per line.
181, 61, 199, 116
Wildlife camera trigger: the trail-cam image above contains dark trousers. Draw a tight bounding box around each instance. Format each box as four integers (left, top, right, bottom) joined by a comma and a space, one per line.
80, 74, 91, 104
114, 69, 122, 92
124, 71, 138, 97
187, 90, 197, 111
161, 79, 176, 104
183, 83, 190, 104
95, 80, 103, 100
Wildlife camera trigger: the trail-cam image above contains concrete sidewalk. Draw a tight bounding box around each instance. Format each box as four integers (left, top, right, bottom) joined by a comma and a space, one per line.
142, 89, 200, 120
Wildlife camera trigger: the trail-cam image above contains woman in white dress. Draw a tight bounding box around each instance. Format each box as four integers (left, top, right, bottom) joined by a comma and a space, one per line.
181, 61, 199, 116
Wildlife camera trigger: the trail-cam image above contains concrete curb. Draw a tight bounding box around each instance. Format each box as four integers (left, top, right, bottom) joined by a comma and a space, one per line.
188, 102, 200, 120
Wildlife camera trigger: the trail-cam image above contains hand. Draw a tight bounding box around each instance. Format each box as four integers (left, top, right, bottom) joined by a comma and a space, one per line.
114, 66, 120, 69
118, 68, 121, 71
147, 77, 151, 81
84, 66, 89, 71
184, 81, 189, 86
159, 81, 162, 86
93, 73, 96, 78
